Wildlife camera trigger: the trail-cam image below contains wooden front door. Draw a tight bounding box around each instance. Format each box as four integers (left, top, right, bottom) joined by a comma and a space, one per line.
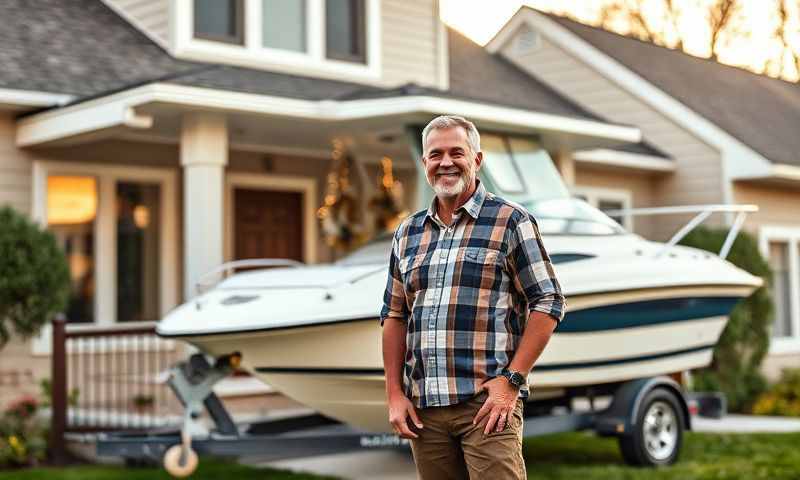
234, 188, 304, 262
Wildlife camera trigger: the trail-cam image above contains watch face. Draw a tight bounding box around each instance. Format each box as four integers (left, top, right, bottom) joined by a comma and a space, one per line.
511, 372, 525, 387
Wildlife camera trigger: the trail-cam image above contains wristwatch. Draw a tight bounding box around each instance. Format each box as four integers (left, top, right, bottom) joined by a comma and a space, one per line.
500, 369, 526, 389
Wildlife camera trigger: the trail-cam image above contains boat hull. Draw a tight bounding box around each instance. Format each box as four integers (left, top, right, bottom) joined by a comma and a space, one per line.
175, 285, 749, 433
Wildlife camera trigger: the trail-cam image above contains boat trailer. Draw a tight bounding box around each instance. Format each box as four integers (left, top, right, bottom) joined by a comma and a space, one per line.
90, 354, 714, 477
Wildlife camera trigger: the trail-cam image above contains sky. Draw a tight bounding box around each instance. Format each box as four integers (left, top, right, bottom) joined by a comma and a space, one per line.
439, 0, 800, 81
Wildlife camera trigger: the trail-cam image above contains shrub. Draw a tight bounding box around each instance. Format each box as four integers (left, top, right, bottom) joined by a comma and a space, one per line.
752, 368, 800, 416
679, 227, 773, 412
0, 206, 70, 348
0, 395, 48, 467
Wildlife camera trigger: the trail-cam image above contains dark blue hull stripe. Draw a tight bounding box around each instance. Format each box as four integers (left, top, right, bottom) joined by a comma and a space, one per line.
556, 297, 741, 333
254, 344, 716, 376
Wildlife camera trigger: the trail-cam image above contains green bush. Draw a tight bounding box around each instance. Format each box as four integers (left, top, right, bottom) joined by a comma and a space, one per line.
752, 368, 800, 416
0, 206, 70, 348
679, 227, 773, 412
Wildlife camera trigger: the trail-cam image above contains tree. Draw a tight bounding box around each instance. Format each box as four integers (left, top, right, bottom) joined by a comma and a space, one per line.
591, 0, 800, 82
0, 206, 70, 348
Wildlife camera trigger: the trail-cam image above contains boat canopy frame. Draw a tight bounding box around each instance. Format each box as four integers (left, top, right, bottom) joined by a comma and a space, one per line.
603, 204, 759, 260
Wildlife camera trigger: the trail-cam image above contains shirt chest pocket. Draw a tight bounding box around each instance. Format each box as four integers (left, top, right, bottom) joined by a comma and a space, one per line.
457, 246, 503, 289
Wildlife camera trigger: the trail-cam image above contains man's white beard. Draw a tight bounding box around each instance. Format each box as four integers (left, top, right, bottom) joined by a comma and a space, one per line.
430, 166, 475, 198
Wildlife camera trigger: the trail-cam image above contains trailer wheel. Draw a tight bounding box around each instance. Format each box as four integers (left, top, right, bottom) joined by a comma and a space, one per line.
618, 387, 684, 467
163, 444, 199, 478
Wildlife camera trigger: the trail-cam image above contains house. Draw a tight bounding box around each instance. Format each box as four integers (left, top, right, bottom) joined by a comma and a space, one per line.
0, 1, 795, 408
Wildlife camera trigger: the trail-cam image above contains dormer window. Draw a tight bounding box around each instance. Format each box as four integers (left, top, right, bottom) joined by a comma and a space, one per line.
194, 0, 245, 45
262, 0, 306, 53
326, 0, 366, 64
181, 0, 377, 78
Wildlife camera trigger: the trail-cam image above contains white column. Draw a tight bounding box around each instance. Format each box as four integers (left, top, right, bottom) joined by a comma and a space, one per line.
180, 112, 228, 300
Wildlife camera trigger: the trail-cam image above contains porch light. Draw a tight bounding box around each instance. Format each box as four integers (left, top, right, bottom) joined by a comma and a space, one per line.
47, 176, 97, 225
133, 205, 150, 229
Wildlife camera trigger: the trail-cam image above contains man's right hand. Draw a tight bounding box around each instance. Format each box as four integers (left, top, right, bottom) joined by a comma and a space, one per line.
387, 393, 423, 439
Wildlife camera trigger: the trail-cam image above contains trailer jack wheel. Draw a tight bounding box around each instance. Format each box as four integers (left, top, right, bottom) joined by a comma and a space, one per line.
163, 443, 198, 478
618, 387, 684, 467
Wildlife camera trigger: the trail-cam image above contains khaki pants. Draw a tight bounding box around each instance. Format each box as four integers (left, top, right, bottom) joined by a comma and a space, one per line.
409, 392, 526, 480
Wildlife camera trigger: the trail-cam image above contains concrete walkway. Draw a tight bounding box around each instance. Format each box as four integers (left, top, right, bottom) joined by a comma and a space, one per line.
246, 414, 800, 480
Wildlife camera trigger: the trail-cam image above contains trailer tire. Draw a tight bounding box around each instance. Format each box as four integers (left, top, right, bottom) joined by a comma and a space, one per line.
163, 444, 199, 478
618, 387, 684, 467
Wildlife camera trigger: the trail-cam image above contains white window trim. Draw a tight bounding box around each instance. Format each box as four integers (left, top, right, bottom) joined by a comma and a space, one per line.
759, 226, 800, 354
30, 161, 179, 355
172, 0, 382, 84
224, 172, 318, 264
571, 185, 634, 231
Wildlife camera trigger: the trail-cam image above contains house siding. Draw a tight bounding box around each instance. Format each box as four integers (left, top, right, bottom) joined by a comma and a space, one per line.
381, 0, 444, 88
498, 28, 725, 237
574, 166, 658, 239
102, 0, 170, 47
0, 114, 33, 215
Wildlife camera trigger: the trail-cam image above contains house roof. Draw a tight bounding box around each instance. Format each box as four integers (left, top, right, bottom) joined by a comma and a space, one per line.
537, 10, 800, 167
1, 0, 617, 127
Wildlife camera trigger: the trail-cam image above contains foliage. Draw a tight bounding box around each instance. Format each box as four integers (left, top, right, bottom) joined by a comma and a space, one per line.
753, 368, 800, 417
0, 395, 48, 467
678, 227, 773, 412
38, 378, 79, 409
0, 206, 70, 348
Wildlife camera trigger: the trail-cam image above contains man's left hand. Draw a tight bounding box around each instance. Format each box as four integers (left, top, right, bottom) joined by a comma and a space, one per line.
473, 376, 519, 435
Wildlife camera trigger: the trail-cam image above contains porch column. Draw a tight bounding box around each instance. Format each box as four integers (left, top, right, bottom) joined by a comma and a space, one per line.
180, 112, 228, 300
554, 150, 576, 187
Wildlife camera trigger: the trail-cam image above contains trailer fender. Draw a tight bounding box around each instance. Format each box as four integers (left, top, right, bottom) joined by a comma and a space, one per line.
594, 377, 691, 437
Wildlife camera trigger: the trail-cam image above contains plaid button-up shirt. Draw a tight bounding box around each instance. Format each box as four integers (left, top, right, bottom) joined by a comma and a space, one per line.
380, 181, 565, 408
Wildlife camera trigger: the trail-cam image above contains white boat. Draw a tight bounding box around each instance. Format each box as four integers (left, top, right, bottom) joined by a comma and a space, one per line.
157, 151, 762, 433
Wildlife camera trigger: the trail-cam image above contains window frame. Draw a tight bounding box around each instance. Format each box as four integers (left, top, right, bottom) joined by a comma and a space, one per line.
759, 226, 800, 354
31, 161, 179, 332
193, 0, 246, 45
570, 185, 634, 231
324, 0, 367, 64
176, 0, 381, 82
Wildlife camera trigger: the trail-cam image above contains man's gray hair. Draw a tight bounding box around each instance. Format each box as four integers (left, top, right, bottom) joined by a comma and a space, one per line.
421, 115, 481, 154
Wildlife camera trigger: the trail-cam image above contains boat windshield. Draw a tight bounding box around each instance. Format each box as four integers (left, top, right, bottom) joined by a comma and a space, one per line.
522, 197, 625, 236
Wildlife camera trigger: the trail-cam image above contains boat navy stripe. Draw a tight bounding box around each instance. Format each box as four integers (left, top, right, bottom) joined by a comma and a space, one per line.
254, 343, 715, 375
556, 297, 740, 333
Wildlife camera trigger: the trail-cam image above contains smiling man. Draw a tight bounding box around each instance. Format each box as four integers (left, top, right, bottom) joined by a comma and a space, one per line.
380, 115, 566, 479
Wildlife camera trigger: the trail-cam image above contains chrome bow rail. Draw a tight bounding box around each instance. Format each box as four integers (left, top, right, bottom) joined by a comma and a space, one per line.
603, 204, 759, 260
195, 258, 305, 294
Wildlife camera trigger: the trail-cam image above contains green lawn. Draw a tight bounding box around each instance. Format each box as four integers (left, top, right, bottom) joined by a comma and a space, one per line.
1, 432, 798, 479
523, 431, 800, 479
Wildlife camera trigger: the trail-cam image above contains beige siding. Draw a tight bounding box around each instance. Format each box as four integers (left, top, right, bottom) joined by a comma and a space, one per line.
381, 0, 444, 88
734, 182, 800, 232
0, 114, 33, 215
574, 166, 660, 239
102, 0, 170, 47
499, 30, 725, 237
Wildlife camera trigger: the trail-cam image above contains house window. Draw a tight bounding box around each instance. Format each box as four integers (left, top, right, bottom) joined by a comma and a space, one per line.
326, 0, 366, 63
116, 182, 161, 323
47, 176, 97, 324
194, 0, 244, 45
262, 0, 305, 52
760, 228, 800, 352
571, 186, 633, 230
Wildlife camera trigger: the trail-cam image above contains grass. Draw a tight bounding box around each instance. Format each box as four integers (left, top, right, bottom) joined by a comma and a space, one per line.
1, 432, 798, 479
522, 431, 800, 479
0, 459, 338, 480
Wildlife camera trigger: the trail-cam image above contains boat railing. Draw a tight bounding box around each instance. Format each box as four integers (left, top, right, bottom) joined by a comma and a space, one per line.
195, 258, 305, 294
603, 204, 759, 260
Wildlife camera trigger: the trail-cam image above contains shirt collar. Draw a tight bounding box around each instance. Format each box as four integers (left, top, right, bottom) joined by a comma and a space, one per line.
425, 179, 487, 223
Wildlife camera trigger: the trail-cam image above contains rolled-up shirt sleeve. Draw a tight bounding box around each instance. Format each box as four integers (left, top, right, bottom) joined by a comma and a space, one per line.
507, 213, 566, 323
379, 232, 409, 326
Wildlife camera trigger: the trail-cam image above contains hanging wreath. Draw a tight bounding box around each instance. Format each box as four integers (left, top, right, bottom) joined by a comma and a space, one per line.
369, 156, 408, 233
